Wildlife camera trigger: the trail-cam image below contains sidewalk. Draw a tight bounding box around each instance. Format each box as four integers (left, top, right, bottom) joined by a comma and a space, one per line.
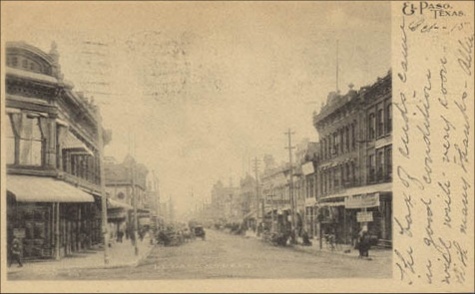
7, 235, 155, 279
291, 237, 392, 261
246, 232, 391, 261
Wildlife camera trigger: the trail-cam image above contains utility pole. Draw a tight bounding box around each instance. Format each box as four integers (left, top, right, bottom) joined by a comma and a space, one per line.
253, 158, 261, 224
285, 129, 296, 244
152, 170, 160, 228
336, 39, 339, 93
130, 132, 139, 256
97, 106, 110, 265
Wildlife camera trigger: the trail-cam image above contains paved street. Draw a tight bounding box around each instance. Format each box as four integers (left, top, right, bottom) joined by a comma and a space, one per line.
10, 229, 391, 280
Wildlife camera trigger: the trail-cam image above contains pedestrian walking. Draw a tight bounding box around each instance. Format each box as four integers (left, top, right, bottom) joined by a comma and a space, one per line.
356, 229, 371, 259
9, 237, 23, 268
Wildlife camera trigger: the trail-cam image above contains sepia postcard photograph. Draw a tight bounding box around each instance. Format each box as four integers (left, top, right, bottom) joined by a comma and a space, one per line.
1, 1, 473, 293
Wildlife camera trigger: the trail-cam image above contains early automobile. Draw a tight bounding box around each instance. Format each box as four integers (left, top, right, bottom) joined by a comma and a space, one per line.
193, 226, 206, 240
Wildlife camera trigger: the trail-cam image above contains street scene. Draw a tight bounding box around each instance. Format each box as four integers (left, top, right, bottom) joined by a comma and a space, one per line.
4, 2, 392, 282
8, 229, 391, 280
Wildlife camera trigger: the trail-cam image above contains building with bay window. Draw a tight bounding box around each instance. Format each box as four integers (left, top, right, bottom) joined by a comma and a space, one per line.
5, 41, 110, 260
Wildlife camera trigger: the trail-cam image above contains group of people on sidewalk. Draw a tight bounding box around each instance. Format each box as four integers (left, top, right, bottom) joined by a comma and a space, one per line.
8, 226, 152, 269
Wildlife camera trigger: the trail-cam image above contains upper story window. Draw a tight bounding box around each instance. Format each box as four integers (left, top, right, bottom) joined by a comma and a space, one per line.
6, 116, 16, 165
368, 113, 376, 140
376, 148, 384, 181
7, 113, 45, 166
385, 146, 392, 181
386, 104, 392, 133
351, 123, 356, 150
333, 132, 339, 155
377, 108, 384, 137
340, 129, 344, 153
368, 154, 376, 183
345, 127, 350, 152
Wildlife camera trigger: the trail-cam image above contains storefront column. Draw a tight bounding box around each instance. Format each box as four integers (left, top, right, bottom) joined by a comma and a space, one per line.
55, 202, 60, 260
343, 208, 347, 244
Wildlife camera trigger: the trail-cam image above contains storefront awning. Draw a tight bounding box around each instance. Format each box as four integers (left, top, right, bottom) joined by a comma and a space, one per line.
7, 175, 94, 203
107, 198, 133, 210
345, 182, 392, 196
242, 210, 257, 219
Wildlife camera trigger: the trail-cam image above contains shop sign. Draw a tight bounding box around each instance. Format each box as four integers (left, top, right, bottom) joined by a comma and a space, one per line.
357, 211, 373, 222
266, 199, 291, 205
345, 193, 380, 209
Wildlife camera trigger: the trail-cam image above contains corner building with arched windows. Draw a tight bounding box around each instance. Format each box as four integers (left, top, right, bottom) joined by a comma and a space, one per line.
5, 42, 109, 260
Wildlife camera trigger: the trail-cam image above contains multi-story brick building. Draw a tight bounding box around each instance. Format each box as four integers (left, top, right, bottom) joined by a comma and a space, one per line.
313, 71, 392, 246
5, 41, 110, 260
294, 141, 319, 238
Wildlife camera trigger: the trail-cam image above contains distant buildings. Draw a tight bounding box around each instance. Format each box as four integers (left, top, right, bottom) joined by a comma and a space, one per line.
210, 180, 239, 224
213, 71, 392, 248
104, 155, 152, 239
5, 42, 110, 259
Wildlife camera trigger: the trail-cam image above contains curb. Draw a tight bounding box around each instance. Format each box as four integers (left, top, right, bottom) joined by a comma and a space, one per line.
7, 243, 157, 277
133, 244, 155, 267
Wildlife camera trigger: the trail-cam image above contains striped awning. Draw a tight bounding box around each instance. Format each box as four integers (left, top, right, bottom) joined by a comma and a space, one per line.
7, 175, 94, 203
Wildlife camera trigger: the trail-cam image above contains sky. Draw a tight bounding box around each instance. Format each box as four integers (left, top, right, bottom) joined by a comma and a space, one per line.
3, 1, 390, 219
